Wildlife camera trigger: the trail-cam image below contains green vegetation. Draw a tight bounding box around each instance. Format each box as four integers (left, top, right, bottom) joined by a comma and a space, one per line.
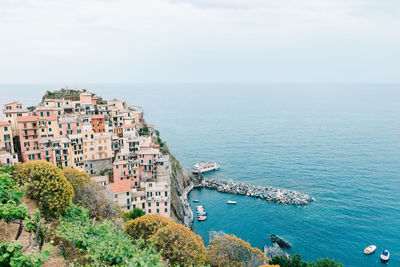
123, 208, 145, 222
0, 241, 50, 267
269, 254, 343, 267
57, 205, 162, 266
0, 169, 50, 266
138, 126, 150, 136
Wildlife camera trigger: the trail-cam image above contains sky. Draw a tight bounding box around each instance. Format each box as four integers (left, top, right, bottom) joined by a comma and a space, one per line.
0, 0, 399, 83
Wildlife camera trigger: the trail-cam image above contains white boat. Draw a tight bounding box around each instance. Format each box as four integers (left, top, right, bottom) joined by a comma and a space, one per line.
380, 250, 390, 261
227, 200, 237, 205
364, 245, 376, 255
192, 162, 220, 173
198, 216, 207, 221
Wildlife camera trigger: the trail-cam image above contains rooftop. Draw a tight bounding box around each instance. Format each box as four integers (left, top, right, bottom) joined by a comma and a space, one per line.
108, 180, 133, 194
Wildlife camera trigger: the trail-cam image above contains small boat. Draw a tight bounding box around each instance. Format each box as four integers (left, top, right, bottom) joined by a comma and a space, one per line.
198, 216, 207, 221
193, 200, 199, 203
192, 162, 220, 173
197, 211, 207, 216
364, 245, 376, 255
227, 200, 237, 205
380, 250, 390, 261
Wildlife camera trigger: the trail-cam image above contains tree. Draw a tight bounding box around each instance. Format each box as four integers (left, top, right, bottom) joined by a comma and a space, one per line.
123, 208, 145, 222
12, 161, 73, 218
124, 214, 171, 240
73, 181, 120, 220
207, 235, 268, 267
62, 168, 90, 196
151, 221, 207, 266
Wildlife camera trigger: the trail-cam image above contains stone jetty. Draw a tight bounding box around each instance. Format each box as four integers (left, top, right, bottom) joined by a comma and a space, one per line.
200, 178, 314, 206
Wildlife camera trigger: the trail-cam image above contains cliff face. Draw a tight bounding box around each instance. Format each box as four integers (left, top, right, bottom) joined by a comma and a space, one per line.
169, 155, 203, 227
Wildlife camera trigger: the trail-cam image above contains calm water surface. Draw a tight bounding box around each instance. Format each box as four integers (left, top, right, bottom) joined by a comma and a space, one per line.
1, 83, 399, 267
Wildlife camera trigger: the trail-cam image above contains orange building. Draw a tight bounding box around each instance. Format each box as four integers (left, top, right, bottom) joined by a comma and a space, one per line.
91, 115, 105, 133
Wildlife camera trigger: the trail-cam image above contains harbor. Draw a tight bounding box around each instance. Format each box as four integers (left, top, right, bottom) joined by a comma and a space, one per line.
197, 178, 315, 206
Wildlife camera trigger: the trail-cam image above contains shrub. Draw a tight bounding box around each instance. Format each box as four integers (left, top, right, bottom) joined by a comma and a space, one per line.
62, 168, 90, 195
269, 254, 343, 267
12, 161, 73, 218
123, 208, 145, 222
73, 181, 120, 220
0, 241, 50, 267
151, 222, 207, 266
207, 235, 268, 267
124, 214, 171, 240
57, 219, 162, 266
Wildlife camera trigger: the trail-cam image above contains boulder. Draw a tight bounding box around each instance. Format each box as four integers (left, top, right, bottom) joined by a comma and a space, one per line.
268, 234, 292, 248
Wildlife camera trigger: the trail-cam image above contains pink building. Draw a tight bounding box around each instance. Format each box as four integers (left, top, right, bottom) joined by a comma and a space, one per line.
79, 93, 93, 104
137, 148, 160, 180
57, 115, 83, 138
144, 181, 170, 217
113, 153, 139, 186
17, 116, 41, 162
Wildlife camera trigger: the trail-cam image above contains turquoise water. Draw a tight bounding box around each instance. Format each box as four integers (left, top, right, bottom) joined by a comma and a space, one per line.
1, 83, 399, 266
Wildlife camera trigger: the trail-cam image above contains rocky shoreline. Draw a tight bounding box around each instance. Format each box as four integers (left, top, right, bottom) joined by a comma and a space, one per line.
199, 178, 314, 206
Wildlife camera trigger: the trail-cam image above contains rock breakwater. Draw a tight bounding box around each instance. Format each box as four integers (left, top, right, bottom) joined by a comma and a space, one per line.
201, 178, 314, 206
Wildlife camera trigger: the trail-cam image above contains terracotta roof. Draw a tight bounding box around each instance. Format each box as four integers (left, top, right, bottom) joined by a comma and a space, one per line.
108, 180, 133, 194
16, 116, 38, 122
0, 121, 11, 126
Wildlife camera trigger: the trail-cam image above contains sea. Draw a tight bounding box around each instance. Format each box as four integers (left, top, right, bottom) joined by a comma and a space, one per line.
1, 83, 399, 267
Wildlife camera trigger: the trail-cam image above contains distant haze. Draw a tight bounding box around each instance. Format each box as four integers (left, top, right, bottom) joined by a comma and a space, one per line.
0, 0, 399, 83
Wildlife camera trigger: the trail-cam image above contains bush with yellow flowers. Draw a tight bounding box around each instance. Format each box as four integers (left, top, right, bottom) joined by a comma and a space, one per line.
151, 221, 207, 266
13, 161, 73, 218
124, 214, 206, 266
124, 214, 171, 240
207, 235, 268, 267
62, 168, 90, 195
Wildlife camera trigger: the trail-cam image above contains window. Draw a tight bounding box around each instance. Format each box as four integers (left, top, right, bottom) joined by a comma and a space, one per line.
156, 209, 159, 214
4, 127, 7, 131
156, 202, 159, 207
46, 112, 50, 116
164, 208, 168, 213
127, 205, 130, 210
127, 199, 130, 204
40, 112, 43, 117
148, 209, 151, 213
60, 131, 63, 136
165, 192, 168, 197
164, 202, 168, 206
126, 192, 129, 196
148, 203, 151, 207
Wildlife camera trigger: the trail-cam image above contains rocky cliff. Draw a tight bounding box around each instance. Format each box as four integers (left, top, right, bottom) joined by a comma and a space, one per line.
168, 154, 203, 228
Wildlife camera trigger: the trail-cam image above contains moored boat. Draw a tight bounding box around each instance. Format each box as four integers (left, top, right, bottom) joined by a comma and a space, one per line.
380, 250, 390, 261
364, 245, 376, 255
198, 216, 207, 221
192, 162, 220, 173
227, 200, 237, 204
193, 199, 200, 203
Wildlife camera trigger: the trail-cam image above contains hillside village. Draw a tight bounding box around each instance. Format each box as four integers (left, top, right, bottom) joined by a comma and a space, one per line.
0, 89, 171, 218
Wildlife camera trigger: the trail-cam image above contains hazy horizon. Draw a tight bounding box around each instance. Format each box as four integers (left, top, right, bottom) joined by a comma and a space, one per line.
1, 0, 399, 84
